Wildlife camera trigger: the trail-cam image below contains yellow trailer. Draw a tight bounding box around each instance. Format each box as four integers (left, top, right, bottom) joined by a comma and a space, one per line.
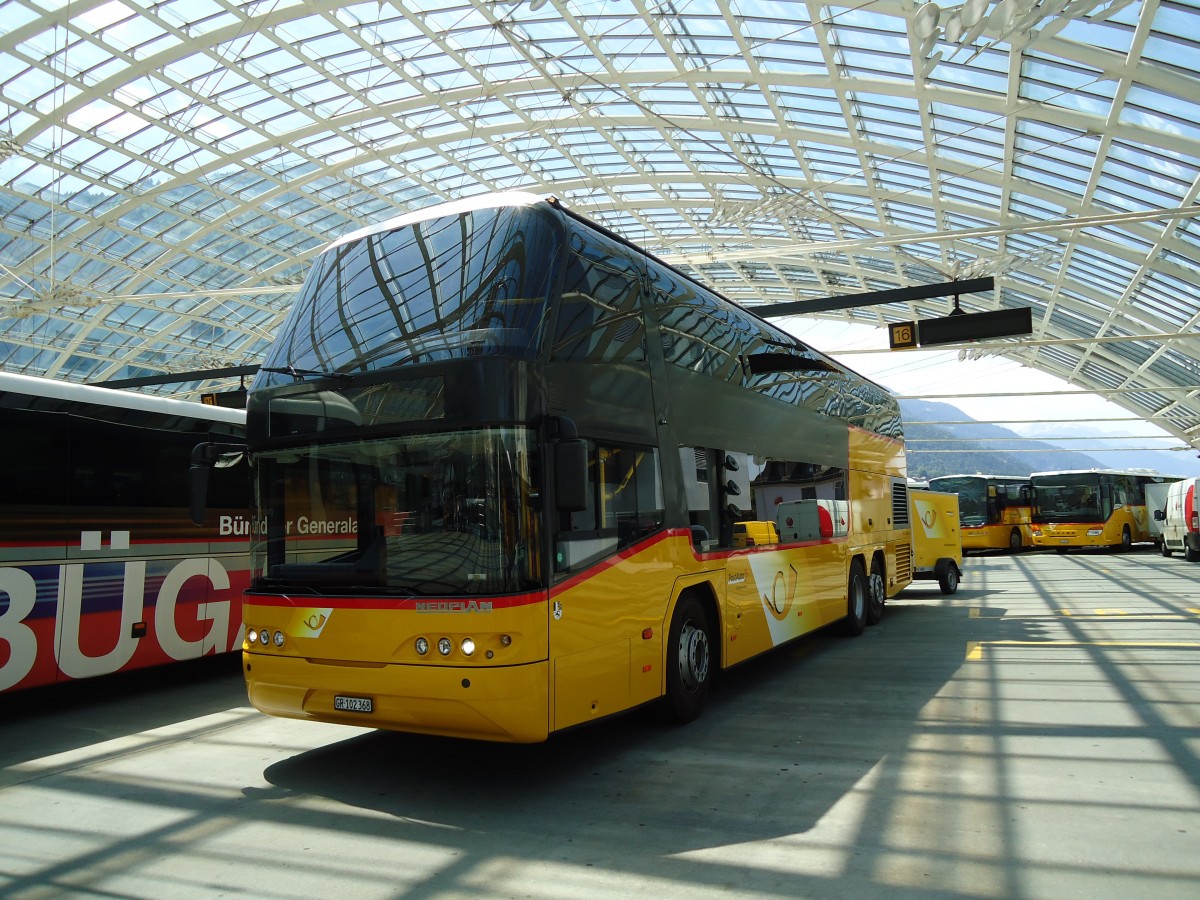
909, 488, 963, 594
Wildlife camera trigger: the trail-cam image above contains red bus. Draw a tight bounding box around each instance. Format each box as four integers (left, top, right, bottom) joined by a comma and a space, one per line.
0, 371, 249, 692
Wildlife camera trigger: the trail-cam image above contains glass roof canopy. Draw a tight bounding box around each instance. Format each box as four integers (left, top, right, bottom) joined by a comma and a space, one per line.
0, 0, 1198, 443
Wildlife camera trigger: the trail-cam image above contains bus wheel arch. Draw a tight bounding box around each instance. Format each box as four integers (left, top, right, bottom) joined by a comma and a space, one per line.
866, 552, 886, 625
843, 557, 868, 637
664, 587, 717, 723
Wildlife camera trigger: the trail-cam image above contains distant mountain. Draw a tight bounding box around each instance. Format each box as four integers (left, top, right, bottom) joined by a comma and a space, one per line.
1018, 420, 1200, 478
899, 399, 1105, 481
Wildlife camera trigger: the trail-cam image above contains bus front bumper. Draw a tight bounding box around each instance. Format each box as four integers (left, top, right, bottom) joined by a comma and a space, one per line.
1031, 526, 1108, 548
244, 651, 550, 743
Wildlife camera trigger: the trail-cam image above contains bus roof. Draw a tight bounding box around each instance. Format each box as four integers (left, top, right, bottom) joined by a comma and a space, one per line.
1029, 468, 1174, 478
0, 370, 245, 425
317, 190, 896, 404
931, 474, 1030, 481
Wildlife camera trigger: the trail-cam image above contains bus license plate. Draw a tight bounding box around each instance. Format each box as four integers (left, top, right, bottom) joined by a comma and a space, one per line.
334, 695, 373, 713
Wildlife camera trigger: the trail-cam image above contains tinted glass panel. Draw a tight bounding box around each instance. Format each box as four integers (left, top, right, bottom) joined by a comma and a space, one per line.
257, 205, 563, 383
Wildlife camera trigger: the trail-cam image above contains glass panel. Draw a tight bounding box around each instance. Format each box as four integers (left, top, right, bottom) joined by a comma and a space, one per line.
252, 428, 542, 595
257, 205, 563, 384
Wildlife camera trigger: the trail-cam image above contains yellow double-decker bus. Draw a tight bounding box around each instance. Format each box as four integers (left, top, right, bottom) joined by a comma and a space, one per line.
1030, 469, 1178, 552
215, 193, 913, 742
928, 474, 1032, 552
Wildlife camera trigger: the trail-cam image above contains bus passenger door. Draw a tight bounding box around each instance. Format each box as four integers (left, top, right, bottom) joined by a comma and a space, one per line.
550, 442, 667, 731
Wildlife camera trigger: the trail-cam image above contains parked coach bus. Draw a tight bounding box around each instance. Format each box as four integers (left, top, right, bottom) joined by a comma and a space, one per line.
928, 474, 1032, 552
1030, 469, 1178, 552
201, 192, 914, 743
0, 371, 249, 693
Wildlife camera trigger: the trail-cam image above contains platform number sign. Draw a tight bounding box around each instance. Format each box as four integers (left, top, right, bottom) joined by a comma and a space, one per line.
889, 321, 918, 349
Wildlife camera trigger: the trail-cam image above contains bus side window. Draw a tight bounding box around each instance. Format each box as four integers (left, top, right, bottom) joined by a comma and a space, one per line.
551, 232, 644, 363
1, 408, 69, 506
555, 441, 662, 574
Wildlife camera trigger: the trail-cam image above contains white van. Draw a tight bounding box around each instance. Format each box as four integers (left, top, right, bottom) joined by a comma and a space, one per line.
1157, 477, 1200, 560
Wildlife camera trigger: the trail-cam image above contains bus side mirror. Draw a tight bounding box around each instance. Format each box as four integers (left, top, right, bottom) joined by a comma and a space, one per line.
555, 439, 588, 512
189, 444, 213, 526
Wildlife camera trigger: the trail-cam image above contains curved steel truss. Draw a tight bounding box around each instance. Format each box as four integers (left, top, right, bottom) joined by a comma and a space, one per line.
0, 0, 1197, 442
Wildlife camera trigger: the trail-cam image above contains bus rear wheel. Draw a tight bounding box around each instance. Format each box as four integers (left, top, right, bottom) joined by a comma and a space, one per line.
843, 560, 867, 636
665, 595, 712, 723
866, 558, 885, 625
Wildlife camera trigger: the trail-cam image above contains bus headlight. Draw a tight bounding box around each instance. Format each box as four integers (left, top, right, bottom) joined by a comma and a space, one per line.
247, 628, 258, 644
1087, 528, 1104, 536
415, 637, 429, 655
461, 638, 476, 657
259, 628, 271, 646
274, 631, 285, 648
437, 637, 453, 656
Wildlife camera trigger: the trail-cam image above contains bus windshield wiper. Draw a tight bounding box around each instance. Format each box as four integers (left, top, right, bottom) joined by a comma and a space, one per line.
261, 365, 353, 382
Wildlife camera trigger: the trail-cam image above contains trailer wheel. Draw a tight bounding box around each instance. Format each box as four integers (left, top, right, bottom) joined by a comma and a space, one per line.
665, 594, 712, 723
866, 557, 886, 625
843, 560, 867, 636
938, 564, 959, 595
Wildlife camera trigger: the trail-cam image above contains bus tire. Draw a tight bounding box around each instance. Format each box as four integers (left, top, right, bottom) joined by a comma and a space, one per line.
665, 594, 712, 723
866, 556, 886, 625
939, 564, 960, 595
1009, 529, 1023, 552
843, 559, 867, 637
1120, 527, 1132, 552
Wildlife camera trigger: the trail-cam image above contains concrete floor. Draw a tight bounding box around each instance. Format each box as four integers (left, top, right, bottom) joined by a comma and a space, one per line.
2, 549, 1199, 899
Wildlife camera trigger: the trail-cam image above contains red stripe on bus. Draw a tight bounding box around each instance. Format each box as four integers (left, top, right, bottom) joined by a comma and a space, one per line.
246, 590, 549, 611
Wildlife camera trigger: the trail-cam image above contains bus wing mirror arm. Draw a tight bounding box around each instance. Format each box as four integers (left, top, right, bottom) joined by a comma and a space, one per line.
189, 442, 247, 527
555, 439, 588, 512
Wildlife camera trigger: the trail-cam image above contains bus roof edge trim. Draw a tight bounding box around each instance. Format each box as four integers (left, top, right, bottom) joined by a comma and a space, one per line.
325, 191, 550, 252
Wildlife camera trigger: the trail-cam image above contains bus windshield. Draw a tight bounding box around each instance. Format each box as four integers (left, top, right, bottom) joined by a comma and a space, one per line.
256, 205, 563, 385
251, 428, 542, 596
930, 477, 987, 525
1033, 473, 1104, 523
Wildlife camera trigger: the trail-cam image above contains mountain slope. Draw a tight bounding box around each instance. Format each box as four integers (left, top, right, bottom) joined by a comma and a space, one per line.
899, 399, 1103, 480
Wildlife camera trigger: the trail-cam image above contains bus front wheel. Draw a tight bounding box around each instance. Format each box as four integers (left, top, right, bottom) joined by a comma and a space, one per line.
1009, 529, 1023, 552
665, 594, 712, 723
843, 560, 868, 637
1120, 527, 1132, 552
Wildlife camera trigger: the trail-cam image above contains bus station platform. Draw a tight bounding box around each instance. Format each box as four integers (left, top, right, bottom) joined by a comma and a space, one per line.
2, 548, 1198, 899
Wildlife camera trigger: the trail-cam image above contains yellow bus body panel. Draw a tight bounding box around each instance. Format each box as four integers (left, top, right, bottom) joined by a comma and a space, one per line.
1032, 504, 1149, 549
910, 490, 963, 572
242, 429, 911, 742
